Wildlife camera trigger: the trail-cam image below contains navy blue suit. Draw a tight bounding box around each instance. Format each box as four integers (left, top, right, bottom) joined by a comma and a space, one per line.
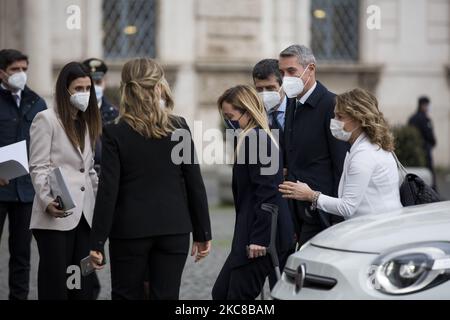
284, 81, 349, 244
0, 86, 47, 202
408, 111, 437, 189
94, 97, 119, 168
212, 128, 294, 300
0, 84, 46, 299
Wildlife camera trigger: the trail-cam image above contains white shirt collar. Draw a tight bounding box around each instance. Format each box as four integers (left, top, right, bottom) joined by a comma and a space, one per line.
268, 95, 287, 115
298, 81, 317, 104
1, 82, 22, 97
277, 95, 287, 113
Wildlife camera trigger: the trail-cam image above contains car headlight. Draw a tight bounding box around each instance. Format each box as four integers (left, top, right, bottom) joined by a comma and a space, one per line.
370, 242, 450, 295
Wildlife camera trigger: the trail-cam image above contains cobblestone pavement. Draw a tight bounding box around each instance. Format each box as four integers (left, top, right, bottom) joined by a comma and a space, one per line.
0, 206, 241, 300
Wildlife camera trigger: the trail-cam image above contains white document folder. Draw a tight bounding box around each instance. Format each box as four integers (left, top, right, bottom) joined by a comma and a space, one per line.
49, 167, 76, 211
0, 140, 29, 180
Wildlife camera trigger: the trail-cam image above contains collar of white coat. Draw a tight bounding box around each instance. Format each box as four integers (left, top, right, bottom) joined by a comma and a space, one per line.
350, 131, 368, 154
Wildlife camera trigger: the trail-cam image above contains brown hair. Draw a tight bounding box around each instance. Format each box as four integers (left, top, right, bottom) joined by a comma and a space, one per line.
54, 62, 101, 152
335, 88, 395, 152
119, 58, 175, 139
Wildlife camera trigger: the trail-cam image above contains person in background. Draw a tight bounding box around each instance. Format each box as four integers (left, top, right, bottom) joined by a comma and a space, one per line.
252, 59, 287, 132
278, 44, 349, 246
89, 58, 212, 300
212, 85, 294, 300
408, 96, 437, 190
252, 59, 288, 171
0, 49, 47, 300
29, 62, 101, 300
252, 59, 293, 286
280, 88, 402, 219
82, 58, 119, 173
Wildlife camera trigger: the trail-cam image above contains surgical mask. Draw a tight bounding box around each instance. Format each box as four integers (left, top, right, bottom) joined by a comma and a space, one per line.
8, 71, 27, 91
282, 65, 311, 98
94, 85, 104, 103
224, 119, 240, 130
330, 118, 355, 142
224, 111, 246, 130
70, 92, 90, 112
258, 90, 281, 112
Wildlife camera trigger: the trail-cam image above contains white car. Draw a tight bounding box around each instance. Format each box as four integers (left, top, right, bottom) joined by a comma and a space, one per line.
271, 201, 450, 300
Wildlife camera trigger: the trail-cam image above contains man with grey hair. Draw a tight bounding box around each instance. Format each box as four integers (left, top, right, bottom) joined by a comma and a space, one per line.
278, 44, 349, 246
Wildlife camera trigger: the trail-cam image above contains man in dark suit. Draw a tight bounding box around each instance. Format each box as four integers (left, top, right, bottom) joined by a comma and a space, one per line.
408, 96, 437, 190
279, 45, 349, 246
252, 59, 287, 158
0, 49, 47, 299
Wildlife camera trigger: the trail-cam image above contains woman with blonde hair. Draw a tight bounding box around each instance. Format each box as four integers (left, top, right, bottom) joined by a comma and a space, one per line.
88, 58, 212, 300
212, 85, 294, 300
279, 88, 402, 219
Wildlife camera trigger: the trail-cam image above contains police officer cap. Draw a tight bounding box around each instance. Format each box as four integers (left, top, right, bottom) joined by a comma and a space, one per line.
82, 58, 108, 81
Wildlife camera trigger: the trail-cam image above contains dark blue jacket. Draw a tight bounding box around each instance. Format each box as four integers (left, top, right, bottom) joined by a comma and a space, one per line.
94, 97, 119, 166
284, 81, 349, 226
0, 85, 47, 203
408, 111, 436, 156
229, 128, 295, 268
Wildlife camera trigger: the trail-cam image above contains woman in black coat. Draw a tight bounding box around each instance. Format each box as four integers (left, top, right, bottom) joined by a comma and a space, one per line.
212, 85, 295, 300
89, 58, 212, 300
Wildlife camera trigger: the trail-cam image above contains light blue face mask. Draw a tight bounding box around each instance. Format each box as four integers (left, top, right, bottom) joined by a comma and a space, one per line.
95, 85, 104, 102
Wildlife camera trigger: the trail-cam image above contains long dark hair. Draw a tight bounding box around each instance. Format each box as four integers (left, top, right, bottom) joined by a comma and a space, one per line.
55, 62, 101, 152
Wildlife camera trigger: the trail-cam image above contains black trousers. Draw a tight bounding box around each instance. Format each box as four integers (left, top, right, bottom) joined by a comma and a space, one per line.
32, 215, 95, 300
0, 202, 32, 300
109, 233, 190, 300
212, 255, 274, 300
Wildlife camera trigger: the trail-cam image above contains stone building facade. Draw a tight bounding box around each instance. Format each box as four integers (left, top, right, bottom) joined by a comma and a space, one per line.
1, 0, 449, 166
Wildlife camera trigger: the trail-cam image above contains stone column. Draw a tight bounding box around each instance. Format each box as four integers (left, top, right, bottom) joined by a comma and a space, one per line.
84, 0, 103, 58
23, 0, 53, 101
159, 0, 197, 123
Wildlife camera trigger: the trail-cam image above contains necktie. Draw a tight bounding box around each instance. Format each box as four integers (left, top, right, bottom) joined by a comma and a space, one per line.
271, 111, 282, 131
13, 94, 20, 107
294, 100, 303, 118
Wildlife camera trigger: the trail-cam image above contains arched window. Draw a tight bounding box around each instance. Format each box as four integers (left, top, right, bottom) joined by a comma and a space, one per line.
311, 0, 360, 62
103, 0, 157, 59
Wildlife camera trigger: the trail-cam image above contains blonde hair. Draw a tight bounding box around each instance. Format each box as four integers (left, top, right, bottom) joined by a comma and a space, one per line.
217, 85, 278, 152
119, 58, 175, 139
335, 88, 395, 152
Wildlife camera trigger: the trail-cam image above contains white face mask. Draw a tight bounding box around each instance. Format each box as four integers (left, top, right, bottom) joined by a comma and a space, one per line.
70, 92, 90, 112
258, 90, 281, 112
8, 71, 27, 91
282, 65, 311, 98
94, 85, 104, 104
330, 118, 355, 142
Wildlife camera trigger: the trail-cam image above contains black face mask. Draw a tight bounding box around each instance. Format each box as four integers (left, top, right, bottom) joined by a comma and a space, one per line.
224, 119, 240, 130
223, 111, 246, 130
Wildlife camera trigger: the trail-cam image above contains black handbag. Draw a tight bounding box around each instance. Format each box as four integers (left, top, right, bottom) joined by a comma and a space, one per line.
392, 153, 441, 206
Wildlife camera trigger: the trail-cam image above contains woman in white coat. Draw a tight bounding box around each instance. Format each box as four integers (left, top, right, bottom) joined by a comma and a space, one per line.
29, 62, 101, 299
279, 88, 402, 220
